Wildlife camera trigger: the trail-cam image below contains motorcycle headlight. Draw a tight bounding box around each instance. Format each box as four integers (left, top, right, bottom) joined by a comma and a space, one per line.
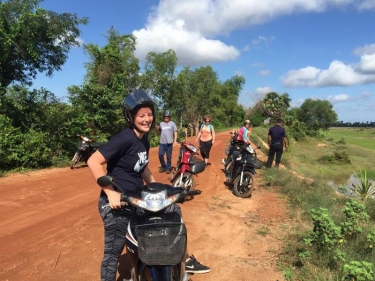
129, 190, 180, 212
246, 146, 255, 153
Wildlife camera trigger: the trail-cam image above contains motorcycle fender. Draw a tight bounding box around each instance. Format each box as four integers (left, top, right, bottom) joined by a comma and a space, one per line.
169, 170, 181, 183
233, 165, 256, 178
243, 166, 256, 175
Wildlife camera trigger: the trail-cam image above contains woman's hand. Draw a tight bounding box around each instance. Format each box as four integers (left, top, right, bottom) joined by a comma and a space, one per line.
105, 188, 122, 209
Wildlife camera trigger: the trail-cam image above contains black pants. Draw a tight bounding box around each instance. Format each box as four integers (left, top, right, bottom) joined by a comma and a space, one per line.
266, 143, 283, 168
199, 139, 213, 160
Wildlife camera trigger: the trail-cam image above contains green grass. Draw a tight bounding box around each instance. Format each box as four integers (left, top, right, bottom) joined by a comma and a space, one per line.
254, 126, 375, 184
325, 127, 375, 150
252, 126, 375, 281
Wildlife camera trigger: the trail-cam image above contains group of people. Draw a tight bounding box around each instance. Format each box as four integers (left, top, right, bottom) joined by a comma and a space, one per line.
155, 110, 288, 173
237, 118, 288, 168
86, 88, 287, 281
156, 111, 216, 171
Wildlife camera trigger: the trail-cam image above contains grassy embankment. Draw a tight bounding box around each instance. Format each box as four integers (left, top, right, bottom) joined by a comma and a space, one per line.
251, 126, 375, 281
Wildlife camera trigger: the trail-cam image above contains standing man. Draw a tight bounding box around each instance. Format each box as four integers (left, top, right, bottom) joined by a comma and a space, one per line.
155, 110, 178, 174
266, 118, 288, 168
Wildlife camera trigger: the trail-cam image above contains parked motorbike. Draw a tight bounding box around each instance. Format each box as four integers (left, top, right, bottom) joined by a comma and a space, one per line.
70, 134, 105, 169
97, 175, 201, 281
223, 134, 263, 198
169, 136, 206, 191
222, 131, 245, 168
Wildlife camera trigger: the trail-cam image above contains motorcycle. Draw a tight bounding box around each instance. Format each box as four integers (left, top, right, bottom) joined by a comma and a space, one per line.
222, 131, 245, 169
97, 175, 201, 281
70, 134, 105, 169
169, 135, 206, 191
223, 134, 263, 198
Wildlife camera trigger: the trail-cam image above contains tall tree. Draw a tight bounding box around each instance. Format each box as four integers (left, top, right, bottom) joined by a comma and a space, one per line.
0, 0, 88, 89
217, 75, 246, 126
298, 98, 338, 132
262, 92, 291, 120
68, 28, 140, 136
140, 49, 178, 109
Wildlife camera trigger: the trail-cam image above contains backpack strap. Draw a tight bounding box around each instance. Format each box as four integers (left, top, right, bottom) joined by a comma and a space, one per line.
201, 123, 213, 133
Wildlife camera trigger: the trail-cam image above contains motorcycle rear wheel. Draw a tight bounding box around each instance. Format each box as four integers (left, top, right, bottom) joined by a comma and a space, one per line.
172, 172, 195, 191
233, 171, 255, 198
70, 152, 81, 169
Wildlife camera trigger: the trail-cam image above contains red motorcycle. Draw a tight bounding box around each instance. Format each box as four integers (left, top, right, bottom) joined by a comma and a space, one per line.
169, 137, 206, 191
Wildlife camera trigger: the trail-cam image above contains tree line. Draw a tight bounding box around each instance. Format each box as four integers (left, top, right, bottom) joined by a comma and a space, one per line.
0, 0, 340, 172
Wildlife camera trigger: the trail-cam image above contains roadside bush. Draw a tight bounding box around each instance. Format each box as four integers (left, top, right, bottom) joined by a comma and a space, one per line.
249, 113, 264, 127
319, 150, 351, 164
336, 137, 346, 145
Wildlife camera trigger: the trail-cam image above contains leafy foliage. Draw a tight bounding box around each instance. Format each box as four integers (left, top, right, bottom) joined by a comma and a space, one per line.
68, 28, 139, 137
0, 0, 88, 88
351, 170, 375, 201
298, 99, 338, 132
262, 92, 291, 120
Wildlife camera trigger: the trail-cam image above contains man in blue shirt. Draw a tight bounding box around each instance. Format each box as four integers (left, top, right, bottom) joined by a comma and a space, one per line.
266, 118, 288, 168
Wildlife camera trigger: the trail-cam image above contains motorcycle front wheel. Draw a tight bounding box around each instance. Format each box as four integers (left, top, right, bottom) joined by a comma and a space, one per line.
138, 265, 182, 281
224, 160, 233, 180
172, 172, 195, 191
70, 152, 82, 169
233, 171, 255, 198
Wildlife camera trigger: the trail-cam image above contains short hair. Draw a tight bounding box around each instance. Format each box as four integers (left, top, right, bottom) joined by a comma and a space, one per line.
276, 118, 284, 123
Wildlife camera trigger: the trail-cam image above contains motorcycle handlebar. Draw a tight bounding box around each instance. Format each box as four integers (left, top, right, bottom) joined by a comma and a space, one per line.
186, 190, 201, 196
177, 189, 202, 203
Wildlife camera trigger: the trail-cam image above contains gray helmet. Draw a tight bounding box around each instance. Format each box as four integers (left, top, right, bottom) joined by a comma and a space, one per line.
163, 110, 171, 117
122, 89, 155, 127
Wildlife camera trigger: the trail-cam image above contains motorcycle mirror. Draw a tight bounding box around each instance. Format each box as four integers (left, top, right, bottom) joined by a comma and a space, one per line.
180, 131, 186, 138
97, 175, 115, 187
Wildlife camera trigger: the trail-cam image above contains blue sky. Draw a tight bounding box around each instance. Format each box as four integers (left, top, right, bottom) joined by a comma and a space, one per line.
33, 0, 375, 123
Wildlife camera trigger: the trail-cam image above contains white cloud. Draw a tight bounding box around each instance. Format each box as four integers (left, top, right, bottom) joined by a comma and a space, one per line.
133, 18, 239, 66
281, 57, 375, 88
254, 87, 273, 96
362, 91, 372, 99
353, 43, 375, 55
133, 0, 375, 66
327, 94, 350, 103
250, 62, 263, 67
355, 54, 375, 74
358, 0, 375, 9
259, 69, 271, 76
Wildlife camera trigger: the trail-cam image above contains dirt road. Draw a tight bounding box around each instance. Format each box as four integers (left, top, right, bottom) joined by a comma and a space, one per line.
0, 130, 288, 281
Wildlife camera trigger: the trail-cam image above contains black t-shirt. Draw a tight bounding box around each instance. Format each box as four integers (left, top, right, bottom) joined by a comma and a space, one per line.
268, 125, 286, 144
99, 128, 150, 194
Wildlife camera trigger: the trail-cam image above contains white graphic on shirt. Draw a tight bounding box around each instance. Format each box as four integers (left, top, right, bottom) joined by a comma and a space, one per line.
134, 151, 149, 172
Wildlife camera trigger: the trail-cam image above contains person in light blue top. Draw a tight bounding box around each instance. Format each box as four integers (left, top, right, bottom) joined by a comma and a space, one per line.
239, 119, 251, 144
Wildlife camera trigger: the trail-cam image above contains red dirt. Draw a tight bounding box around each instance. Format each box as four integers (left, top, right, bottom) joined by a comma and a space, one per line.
0, 130, 288, 281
